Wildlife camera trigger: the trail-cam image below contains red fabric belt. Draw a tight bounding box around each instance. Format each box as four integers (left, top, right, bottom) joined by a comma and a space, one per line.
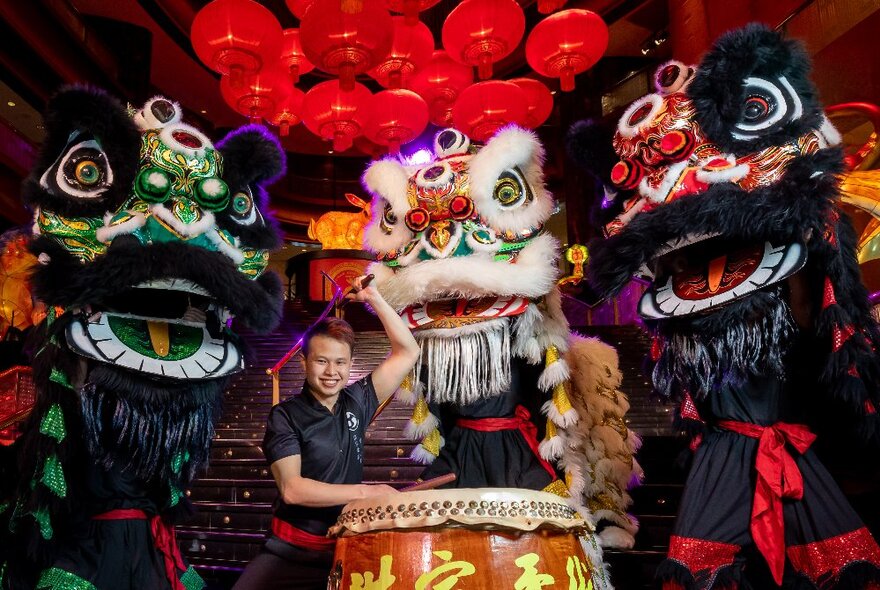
271, 517, 336, 551
457, 405, 557, 479
717, 419, 816, 586
92, 508, 186, 590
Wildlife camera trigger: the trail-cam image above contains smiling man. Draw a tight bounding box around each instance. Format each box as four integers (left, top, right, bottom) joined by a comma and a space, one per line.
233, 275, 420, 590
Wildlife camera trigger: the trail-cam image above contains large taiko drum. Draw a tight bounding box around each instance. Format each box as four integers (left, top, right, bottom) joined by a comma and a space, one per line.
328, 488, 605, 589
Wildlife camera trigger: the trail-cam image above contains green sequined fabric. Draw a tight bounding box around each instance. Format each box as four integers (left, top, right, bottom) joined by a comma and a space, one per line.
180, 566, 206, 590
49, 367, 74, 390
40, 404, 67, 443
41, 454, 67, 498
36, 567, 96, 590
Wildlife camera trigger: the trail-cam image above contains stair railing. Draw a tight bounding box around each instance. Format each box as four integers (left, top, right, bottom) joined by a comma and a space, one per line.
0, 365, 35, 437
266, 276, 347, 406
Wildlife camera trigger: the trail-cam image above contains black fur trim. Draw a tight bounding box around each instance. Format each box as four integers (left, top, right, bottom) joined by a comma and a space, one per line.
565, 119, 619, 186
789, 560, 880, 589
21, 86, 140, 218
215, 125, 285, 250
656, 557, 742, 589
28, 236, 283, 333
688, 24, 824, 156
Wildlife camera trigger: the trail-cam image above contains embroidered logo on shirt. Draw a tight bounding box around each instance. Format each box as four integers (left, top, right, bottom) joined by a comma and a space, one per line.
346, 411, 360, 432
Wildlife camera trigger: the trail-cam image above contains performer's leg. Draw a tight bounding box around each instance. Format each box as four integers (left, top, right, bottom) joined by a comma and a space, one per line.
783, 451, 880, 589
233, 545, 333, 590
656, 433, 753, 590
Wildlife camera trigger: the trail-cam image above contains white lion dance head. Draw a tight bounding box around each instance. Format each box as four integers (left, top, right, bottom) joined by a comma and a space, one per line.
362, 126, 643, 557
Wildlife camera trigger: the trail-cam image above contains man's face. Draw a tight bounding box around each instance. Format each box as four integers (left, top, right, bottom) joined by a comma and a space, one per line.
304, 334, 353, 402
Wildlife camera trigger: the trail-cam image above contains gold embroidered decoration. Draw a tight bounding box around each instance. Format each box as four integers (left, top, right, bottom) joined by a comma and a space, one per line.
552, 382, 573, 416
412, 395, 430, 425
421, 428, 442, 457
545, 418, 558, 440
542, 479, 571, 498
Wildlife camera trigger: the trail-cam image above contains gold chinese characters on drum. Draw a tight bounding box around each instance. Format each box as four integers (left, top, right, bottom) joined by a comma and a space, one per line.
328, 488, 608, 590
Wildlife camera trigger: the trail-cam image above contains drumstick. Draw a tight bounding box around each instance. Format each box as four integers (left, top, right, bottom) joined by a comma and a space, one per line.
338, 274, 375, 309
400, 473, 457, 492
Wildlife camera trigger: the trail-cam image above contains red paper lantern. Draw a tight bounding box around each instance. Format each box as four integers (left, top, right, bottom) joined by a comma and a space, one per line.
221, 68, 291, 124
367, 17, 434, 89
300, 0, 394, 91
526, 9, 608, 92
268, 88, 306, 137
442, 0, 525, 80
302, 80, 373, 152
279, 29, 315, 84
285, 0, 315, 19
191, 0, 283, 88
452, 80, 528, 142
509, 78, 554, 128
364, 89, 428, 153
410, 50, 473, 127
385, 0, 441, 25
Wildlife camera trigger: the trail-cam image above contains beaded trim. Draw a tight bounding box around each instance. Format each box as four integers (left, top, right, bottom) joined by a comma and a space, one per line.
36, 567, 97, 590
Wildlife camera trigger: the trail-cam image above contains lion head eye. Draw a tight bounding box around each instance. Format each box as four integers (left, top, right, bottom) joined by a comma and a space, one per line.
493, 168, 530, 209
227, 188, 259, 226
42, 139, 114, 199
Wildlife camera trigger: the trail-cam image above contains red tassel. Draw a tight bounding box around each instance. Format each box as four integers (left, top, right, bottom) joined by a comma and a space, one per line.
866, 400, 877, 415
833, 323, 856, 352
822, 277, 837, 310
651, 336, 663, 361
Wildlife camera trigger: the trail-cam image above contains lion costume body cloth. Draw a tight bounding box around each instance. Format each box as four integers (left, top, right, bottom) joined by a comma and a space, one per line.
361, 126, 643, 589
0, 89, 285, 590
569, 25, 880, 589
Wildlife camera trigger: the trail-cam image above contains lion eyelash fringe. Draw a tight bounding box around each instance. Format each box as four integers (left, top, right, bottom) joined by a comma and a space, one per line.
414, 323, 511, 405
652, 289, 797, 401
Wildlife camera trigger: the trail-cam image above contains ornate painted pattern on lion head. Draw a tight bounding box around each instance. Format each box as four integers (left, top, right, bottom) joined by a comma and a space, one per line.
362, 126, 559, 332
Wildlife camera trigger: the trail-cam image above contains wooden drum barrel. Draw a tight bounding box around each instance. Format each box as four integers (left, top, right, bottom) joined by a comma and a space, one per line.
328, 488, 604, 589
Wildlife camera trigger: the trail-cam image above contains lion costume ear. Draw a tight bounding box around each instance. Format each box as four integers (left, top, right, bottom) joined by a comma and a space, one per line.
22, 86, 141, 219
688, 23, 823, 156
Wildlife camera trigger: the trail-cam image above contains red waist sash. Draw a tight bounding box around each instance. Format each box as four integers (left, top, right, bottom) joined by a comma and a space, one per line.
92, 508, 186, 590
457, 405, 557, 479
716, 419, 816, 586
271, 517, 336, 551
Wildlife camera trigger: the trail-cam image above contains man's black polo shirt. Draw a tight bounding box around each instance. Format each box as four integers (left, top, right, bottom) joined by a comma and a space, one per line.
262, 375, 378, 537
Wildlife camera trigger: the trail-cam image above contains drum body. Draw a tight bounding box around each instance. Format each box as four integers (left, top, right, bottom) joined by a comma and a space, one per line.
329, 488, 603, 589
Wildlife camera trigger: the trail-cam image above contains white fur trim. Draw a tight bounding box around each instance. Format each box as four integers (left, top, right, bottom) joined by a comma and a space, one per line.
618, 94, 663, 139
96, 211, 146, 243
468, 126, 555, 235
158, 123, 212, 158
543, 398, 579, 428
372, 233, 559, 310
203, 231, 243, 265
639, 160, 688, 202
537, 358, 570, 391
538, 435, 565, 461
150, 204, 215, 238
134, 96, 182, 129
404, 412, 440, 440
362, 159, 415, 254
818, 115, 842, 147
597, 526, 636, 550
363, 159, 412, 214
410, 440, 443, 464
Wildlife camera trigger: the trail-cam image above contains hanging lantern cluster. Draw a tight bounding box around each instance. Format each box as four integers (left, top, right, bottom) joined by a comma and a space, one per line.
192, 0, 609, 154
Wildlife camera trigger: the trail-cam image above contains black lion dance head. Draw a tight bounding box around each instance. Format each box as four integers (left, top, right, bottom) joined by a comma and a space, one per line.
0, 87, 285, 587
569, 25, 879, 435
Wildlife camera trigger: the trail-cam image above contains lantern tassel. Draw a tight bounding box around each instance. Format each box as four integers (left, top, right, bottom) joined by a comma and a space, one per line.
339, 62, 356, 92
560, 66, 576, 92
341, 0, 363, 14
289, 64, 301, 85
229, 64, 245, 89
478, 53, 493, 80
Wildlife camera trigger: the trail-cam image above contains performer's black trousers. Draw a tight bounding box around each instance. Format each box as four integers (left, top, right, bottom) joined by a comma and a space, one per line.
232, 538, 334, 590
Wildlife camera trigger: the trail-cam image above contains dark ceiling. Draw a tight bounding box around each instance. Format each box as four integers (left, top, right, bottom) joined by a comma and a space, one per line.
1, 0, 876, 242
